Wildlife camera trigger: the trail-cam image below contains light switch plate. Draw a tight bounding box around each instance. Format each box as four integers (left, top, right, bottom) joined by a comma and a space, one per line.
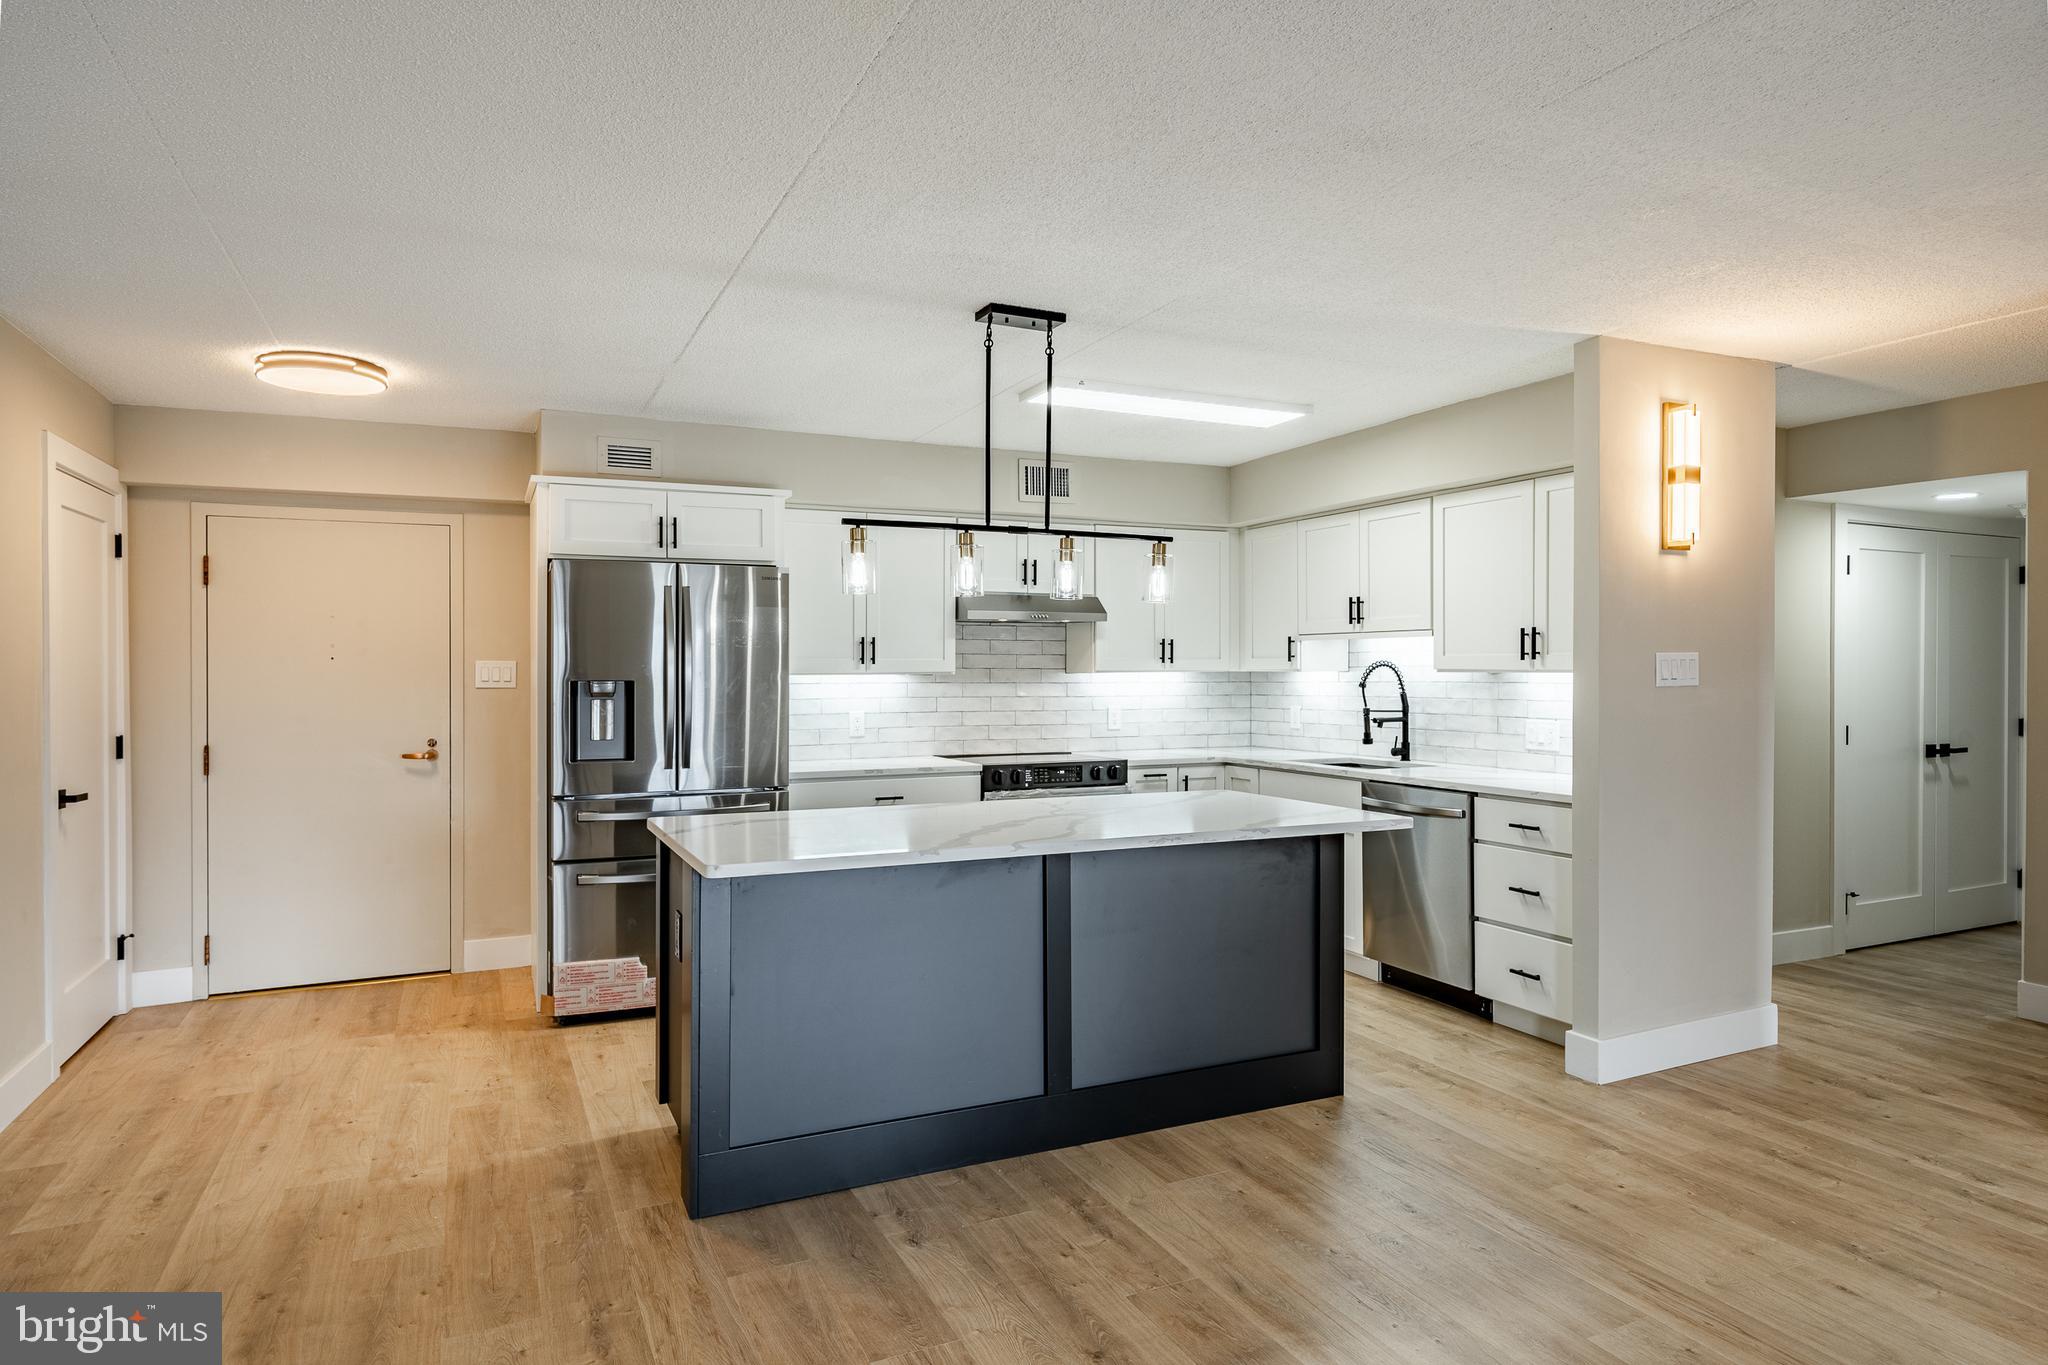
1526, 718, 1561, 752
1655, 652, 1700, 687
474, 660, 517, 688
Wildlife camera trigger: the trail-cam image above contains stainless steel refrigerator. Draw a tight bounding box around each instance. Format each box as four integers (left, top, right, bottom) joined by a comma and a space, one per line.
546, 559, 787, 1015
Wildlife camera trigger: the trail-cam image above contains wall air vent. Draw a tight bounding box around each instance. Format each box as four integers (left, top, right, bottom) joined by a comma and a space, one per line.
1019, 459, 1072, 502
598, 438, 658, 474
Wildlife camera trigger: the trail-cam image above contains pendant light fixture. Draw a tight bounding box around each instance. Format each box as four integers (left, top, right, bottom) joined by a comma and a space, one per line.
841, 304, 1173, 596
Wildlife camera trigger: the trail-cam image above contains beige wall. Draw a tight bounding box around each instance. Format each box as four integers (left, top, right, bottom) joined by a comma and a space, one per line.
116, 406, 533, 504
1774, 443, 1835, 935
1783, 383, 2044, 990
0, 318, 114, 1083
1572, 337, 1777, 1044
538, 410, 1232, 526
1227, 375, 1573, 526
117, 411, 537, 973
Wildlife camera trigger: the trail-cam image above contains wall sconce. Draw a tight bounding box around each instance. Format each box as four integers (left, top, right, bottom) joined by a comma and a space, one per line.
1662, 400, 1700, 551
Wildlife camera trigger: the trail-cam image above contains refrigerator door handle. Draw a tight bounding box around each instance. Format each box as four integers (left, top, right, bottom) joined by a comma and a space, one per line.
575, 871, 658, 886
675, 580, 691, 779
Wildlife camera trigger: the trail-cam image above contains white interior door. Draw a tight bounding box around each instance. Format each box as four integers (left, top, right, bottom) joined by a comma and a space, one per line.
1433, 481, 1535, 670
48, 466, 122, 1061
1837, 520, 2020, 949
1242, 522, 1300, 670
206, 513, 454, 992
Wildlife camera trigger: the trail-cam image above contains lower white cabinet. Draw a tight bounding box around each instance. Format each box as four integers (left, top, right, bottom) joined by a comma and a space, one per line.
1129, 763, 1178, 794
788, 773, 980, 809
1474, 922, 1573, 1025
1176, 764, 1227, 791
1471, 794, 1574, 1030
1255, 768, 1366, 956
1222, 765, 1259, 793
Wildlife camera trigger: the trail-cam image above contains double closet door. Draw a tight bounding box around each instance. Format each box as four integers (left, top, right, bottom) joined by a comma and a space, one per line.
1836, 519, 2022, 949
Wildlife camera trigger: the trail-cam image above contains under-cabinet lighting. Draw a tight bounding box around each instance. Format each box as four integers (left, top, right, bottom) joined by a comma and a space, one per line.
1661, 400, 1700, 551
1022, 380, 1309, 428
1934, 492, 1980, 502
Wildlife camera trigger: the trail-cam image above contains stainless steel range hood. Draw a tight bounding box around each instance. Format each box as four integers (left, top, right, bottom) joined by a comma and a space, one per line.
955, 592, 1107, 625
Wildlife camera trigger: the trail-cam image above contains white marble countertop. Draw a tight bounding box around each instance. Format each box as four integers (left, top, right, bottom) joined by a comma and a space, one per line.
790, 756, 980, 780
909, 746, 1571, 802
651, 790, 1408, 878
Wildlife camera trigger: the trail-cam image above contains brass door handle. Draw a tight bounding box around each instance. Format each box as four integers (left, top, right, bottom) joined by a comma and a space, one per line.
401, 740, 440, 761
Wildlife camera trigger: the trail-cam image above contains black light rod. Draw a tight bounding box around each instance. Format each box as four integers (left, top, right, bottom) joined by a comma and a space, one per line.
841, 515, 1172, 544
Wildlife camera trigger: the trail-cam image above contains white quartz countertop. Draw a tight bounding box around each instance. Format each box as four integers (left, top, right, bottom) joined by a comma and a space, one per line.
790, 756, 980, 779
650, 790, 1408, 879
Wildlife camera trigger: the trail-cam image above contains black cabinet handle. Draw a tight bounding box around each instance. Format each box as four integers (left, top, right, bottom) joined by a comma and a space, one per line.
670, 515, 679, 548
1507, 821, 1543, 833
1168, 639, 1175, 664
869, 636, 877, 663
1508, 967, 1544, 983
57, 788, 89, 809
656, 516, 666, 549
1531, 626, 1543, 657
857, 637, 866, 665
1507, 885, 1540, 897
1519, 627, 1529, 660
1287, 635, 1296, 663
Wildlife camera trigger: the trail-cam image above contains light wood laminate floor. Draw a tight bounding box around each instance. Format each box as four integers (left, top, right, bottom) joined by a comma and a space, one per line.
4, 925, 2044, 1364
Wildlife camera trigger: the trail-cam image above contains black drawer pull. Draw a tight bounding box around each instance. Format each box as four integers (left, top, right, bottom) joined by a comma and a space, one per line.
1508, 967, 1544, 983
1507, 885, 1540, 897
1507, 821, 1543, 833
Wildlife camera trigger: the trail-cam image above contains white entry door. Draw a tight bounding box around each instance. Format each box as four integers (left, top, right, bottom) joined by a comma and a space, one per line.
205, 512, 455, 992
1837, 520, 2021, 949
48, 464, 123, 1062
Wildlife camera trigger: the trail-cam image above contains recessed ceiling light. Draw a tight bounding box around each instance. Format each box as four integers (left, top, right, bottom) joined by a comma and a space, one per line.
1933, 491, 1980, 501
1022, 380, 1309, 428
253, 349, 389, 395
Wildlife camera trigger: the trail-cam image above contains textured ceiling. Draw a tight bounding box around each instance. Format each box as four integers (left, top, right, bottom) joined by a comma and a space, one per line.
3, 0, 2045, 463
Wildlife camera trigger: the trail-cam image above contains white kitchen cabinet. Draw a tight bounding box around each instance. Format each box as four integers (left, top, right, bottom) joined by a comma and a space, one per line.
1242, 522, 1302, 670
1255, 768, 1365, 955
1066, 527, 1233, 672
533, 477, 786, 562
785, 508, 954, 675
1129, 763, 1178, 793
1297, 512, 1362, 635
1432, 480, 1539, 671
1531, 473, 1573, 671
982, 530, 1069, 595
1358, 499, 1432, 631
1222, 765, 1260, 793
788, 773, 979, 809
1176, 764, 1227, 791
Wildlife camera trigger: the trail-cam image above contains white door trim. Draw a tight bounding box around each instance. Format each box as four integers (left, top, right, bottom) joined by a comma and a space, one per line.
41, 433, 130, 1066
188, 501, 467, 997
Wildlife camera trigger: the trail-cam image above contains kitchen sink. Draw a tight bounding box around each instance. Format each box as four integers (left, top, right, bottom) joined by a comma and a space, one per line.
1312, 758, 1405, 769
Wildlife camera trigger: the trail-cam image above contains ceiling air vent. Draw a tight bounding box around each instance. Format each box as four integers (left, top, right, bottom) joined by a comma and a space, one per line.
1019, 459, 1072, 502
598, 437, 658, 474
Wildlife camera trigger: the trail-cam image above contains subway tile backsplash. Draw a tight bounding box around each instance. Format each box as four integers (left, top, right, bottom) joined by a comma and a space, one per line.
789, 625, 1571, 772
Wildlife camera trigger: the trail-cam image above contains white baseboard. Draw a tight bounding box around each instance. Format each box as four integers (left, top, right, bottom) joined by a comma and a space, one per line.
1773, 924, 1838, 965
1565, 1003, 1779, 1084
2019, 979, 2048, 1025
129, 966, 195, 1007
1343, 951, 1378, 979
463, 934, 533, 973
0, 1042, 56, 1134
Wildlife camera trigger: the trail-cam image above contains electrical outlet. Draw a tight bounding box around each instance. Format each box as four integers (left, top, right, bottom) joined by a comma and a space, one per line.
1289, 705, 1303, 733
849, 709, 866, 738
473, 660, 517, 688
1526, 718, 1561, 753
1107, 704, 1122, 732
1654, 651, 1700, 688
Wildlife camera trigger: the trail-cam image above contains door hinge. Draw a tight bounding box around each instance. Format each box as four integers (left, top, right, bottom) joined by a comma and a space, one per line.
114, 532, 123, 559
201, 554, 210, 586
201, 743, 210, 776
114, 734, 125, 761
115, 932, 133, 961
203, 934, 211, 966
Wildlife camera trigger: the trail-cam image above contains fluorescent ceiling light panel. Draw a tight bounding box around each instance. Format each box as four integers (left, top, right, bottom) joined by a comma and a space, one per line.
1021, 380, 1309, 428
1933, 491, 1980, 501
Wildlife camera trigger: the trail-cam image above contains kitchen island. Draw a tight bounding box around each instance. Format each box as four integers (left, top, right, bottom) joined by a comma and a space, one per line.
650, 791, 1406, 1216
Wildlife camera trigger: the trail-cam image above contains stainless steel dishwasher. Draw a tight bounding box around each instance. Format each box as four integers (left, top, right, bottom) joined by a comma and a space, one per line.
1358, 781, 1479, 1006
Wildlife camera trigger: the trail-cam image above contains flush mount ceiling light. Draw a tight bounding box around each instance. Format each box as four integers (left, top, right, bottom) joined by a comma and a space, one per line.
1933, 491, 1981, 501
842, 304, 1172, 598
1021, 379, 1309, 428
253, 349, 389, 395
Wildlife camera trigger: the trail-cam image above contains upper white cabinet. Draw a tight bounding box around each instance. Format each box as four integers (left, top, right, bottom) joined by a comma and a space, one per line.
1432, 477, 1570, 672
1296, 499, 1431, 637
785, 509, 954, 675
533, 477, 787, 563
1067, 527, 1233, 672
1242, 522, 1302, 670
982, 531, 1071, 596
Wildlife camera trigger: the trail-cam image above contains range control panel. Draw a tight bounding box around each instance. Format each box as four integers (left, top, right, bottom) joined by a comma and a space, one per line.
981, 760, 1127, 794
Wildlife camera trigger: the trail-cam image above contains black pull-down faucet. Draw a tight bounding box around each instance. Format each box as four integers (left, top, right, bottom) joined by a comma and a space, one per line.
1358, 660, 1411, 762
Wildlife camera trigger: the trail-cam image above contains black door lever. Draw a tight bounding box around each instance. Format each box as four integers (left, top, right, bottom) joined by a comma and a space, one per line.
57, 788, 89, 809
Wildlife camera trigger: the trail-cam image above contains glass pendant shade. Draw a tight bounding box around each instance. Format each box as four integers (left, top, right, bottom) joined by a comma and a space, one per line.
1140, 541, 1172, 605
1050, 535, 1083, 600
843, 525, 875, 595
953, 530, 985, 597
